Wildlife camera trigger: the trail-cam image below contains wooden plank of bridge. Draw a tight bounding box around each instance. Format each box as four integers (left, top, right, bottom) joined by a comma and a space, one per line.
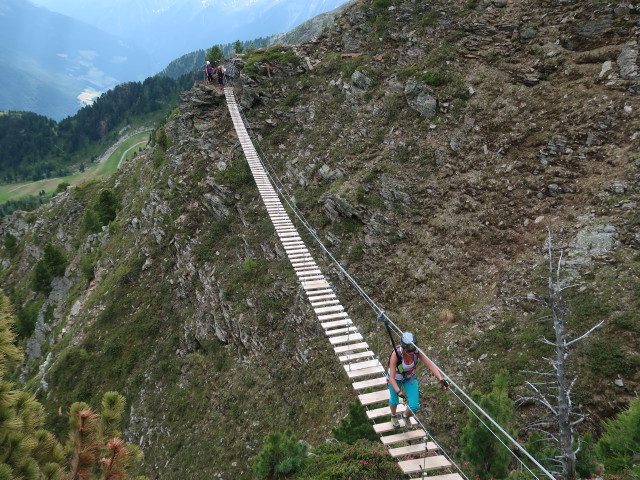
367, 404, 407, 419
338, 350, 374, 362
380, 429, 427, 445
333, 342, 368, 354
409, 474, 463, 480
346, 365, 385, 378
329, 333, 363, 345
326, 326, 358, 336
358, 389, 389, 405
352, 376, 387, 390
344, 359, 381, 371
373, 416, 417, 433
388, 442, 438, 457
398, 456, 452, 475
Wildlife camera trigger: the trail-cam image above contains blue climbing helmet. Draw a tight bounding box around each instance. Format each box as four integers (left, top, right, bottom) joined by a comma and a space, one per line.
401, 332, 417, 352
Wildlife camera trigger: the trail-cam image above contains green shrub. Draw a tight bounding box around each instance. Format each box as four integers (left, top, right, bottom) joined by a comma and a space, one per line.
332, 401, 378, 444
373, 0, 392, 13
283, 91, 301, 107
292, 440, 401, 479
587, 339, 637, 376
56, 182, 70, 193
79, 250, 99, 282
215, 159, 253, 190
576, 433, 598, 478
31, 243, 67, 293
596, 398, 640, 475
415, 70, 450, 86
14, 299, 42, 340
153, 148, 166, 168
253, 430, 307, 480
81, 189, 120, 234
4, 233, 17, 257
95, 190, 119, 225
457, 370, 514, 480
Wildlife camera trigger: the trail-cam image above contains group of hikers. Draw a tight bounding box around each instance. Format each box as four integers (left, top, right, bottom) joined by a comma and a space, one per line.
201, 60, 225, 86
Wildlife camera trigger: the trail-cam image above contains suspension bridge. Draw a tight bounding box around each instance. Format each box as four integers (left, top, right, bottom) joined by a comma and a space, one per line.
220, 70, 555, 479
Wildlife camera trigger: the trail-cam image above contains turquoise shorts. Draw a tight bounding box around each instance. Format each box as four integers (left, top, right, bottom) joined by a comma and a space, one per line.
388, 374, 420, 413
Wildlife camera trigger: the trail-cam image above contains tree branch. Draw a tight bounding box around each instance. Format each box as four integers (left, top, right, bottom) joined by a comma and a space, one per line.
566, 320, 605, 346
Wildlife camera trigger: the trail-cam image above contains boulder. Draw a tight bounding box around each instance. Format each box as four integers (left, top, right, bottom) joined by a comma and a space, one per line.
404, 80, 438, 120
573, 18, 612, 38
520, 28, 538, 41
240, 86, 260, 109
342, 33, 363, 53
617, 45, 639, 80
320, 194, 363, 222
351, 70, 372, 91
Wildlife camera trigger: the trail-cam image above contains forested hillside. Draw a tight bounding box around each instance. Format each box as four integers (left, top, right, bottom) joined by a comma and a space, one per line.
0, 74, 192, 183
0, 0, 638, 479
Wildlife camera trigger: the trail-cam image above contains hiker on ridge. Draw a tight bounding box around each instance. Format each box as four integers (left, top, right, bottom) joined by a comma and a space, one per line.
216, 65, 225, 86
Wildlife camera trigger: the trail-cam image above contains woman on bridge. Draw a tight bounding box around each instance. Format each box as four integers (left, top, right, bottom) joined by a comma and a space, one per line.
387, 332, 449, 429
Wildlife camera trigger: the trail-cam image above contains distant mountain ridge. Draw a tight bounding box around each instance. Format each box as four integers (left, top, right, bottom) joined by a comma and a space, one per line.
28, 0, 351, 70
158, 1, 356, 80
0, 0, 153, 120
2, 0, 351, 120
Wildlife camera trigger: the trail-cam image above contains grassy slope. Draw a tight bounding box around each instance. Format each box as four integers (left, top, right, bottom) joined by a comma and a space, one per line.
0, 132, 149, 203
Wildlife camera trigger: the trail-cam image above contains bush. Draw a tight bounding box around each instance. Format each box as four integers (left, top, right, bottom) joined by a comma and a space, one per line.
4, 233, 17, 257
576, 433, 598, 478
79, 250, 100, 282
415, 70, 450, 86
56, 182, 70, 193
14, 299, 41, 340
253, 430, 307, 480
82, 189, 120, 234
332, 401, 378, 444
596, 398, 640, 475
587, 339, 637, 376
457, 370, 514, 480
31, 243, 67, 293
292, 440, 402, 480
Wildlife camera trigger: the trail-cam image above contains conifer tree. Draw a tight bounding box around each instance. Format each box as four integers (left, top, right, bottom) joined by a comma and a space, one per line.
94, 190, 119, 227
66, 395, 146, 480
457, 370, 514, 480
0, 292, 65, 479
595, 398, 640, 475
206, 46, 223, 65
31, 243, 67, 293
253, 430, 307, 480
332, 401, 378, 444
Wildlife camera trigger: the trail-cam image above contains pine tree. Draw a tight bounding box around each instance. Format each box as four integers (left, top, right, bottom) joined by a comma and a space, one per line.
0, 292, 65, 479
31, 244, 67, 293
332, 401, 378, 444
94, 190, 119, 227
100, 392, 125, 441
595, 398, 640, 475
206, 46, 224, 65
457, 370, 514, 480
253, 430, 307, 480
66, 394, 146, 480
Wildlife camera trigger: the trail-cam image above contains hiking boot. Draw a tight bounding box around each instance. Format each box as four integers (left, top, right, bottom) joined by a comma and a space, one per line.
402, 416, 416, 430
390, 415, 401, 429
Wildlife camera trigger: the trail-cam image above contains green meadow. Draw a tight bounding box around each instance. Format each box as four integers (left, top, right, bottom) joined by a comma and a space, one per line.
0, 132, 149, 204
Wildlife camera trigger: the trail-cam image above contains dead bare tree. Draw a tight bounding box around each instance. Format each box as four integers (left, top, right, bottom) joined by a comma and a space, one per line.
518, 229, 604, 480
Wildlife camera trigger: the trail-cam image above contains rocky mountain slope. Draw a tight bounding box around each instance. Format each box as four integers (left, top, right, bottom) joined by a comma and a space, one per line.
0, 0, 638, 478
